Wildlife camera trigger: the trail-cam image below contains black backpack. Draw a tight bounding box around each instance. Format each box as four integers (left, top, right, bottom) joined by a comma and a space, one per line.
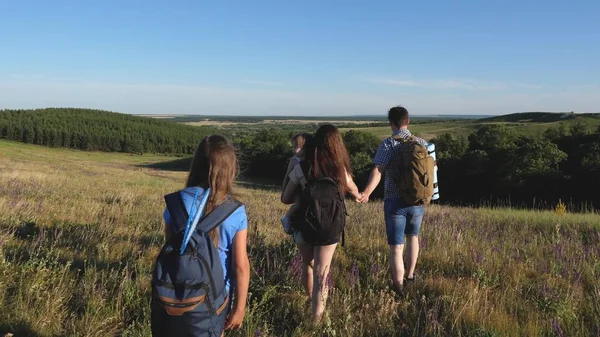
291, 161, 347, 246
151, 189, 241, 337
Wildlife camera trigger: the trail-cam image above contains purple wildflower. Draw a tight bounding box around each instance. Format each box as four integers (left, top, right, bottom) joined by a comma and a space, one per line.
572, 269, 582, 284
35, 230, 44, 247
349, 261, 359, 287
477, 253, 484, 265
551, 318, 564, 337
255, 329, 263, 337
326, 272, 334, 288
561, 266, 569, 279
289, 254, 302, 280
583, 246, 591, 258
552, 244, 564, 260
370, 263, 381, 276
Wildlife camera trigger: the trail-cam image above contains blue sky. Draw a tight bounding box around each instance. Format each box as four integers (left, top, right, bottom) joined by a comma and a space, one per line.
1, 0, 599, 115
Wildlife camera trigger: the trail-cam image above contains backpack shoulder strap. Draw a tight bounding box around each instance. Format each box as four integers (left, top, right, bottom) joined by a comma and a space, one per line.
195, 199, 243, 234
298, 160, 311, 188
164, 191, 189, 234
392, 134, 420, 144
315, 176, 339, 187
391, 135, 406, 142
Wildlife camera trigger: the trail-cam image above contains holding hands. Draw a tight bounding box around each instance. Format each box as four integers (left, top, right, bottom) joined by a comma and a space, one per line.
353, 190, 370, 203
358, 191, 369, 203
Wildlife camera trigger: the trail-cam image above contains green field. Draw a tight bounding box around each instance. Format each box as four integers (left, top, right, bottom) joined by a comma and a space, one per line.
166, 111, 600, 141
341, 121, 477, 140
1, 139, 599, 336
340, 114, 600, 141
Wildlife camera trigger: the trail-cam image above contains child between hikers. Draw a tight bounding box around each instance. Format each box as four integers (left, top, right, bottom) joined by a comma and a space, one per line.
281, 133, 314, 233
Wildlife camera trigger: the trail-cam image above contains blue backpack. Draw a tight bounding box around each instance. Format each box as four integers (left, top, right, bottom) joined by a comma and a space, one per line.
151, 189, 242, 337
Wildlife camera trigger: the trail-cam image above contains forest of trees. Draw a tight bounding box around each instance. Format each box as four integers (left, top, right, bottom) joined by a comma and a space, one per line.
0, 108, 224, 155
432, 122, 600, 210
2, 108, 599, 210
237, 122, 600, 210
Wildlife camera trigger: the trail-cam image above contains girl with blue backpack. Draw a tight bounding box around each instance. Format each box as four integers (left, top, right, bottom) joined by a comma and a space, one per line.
151, 135, 250, 336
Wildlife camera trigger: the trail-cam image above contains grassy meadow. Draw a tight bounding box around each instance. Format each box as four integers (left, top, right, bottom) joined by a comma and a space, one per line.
1, 140, 600, 336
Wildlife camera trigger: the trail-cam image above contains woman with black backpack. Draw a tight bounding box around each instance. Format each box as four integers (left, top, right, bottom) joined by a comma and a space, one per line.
281, 124, 362, 321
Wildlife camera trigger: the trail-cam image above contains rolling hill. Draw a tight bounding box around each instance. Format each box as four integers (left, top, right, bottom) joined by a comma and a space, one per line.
0, 108, 223, 155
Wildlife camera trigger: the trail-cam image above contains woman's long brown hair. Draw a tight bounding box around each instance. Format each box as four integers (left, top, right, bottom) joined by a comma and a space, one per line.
186, 135, 238, 245
310, 124, 352, 195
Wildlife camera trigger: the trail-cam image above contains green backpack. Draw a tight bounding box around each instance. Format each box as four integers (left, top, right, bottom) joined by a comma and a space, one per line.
392, 135, 435, 206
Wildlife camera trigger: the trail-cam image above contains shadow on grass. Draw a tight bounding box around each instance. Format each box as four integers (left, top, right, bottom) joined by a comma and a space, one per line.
13, 221, 103, 251
2, 243, 132, 274
7, 221, 142, 278
137, 158, 281, 191
0, 321, 43, 337
138, 157, 192, 172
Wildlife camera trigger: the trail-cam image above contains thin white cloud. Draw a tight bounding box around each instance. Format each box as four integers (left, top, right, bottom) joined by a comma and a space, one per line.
516, 83, 544, 89
369, 78, 508, 90
241, 80, 284, 86
0, 76, 598, 115
372, 79, 424, 87
570, 84, 600, 91
0, 77, 390, 115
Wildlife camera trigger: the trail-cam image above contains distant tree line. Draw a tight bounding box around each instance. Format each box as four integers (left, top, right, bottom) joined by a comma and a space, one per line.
2, 108, 598, 209
0, 108, 225, 155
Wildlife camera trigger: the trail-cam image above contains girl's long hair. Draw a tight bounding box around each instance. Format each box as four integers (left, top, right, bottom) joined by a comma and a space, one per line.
186, 135, 238, 245
310, 124, 352, 195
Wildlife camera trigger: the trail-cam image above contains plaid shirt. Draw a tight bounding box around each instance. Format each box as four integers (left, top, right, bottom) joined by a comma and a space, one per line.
372, 129, 428, 200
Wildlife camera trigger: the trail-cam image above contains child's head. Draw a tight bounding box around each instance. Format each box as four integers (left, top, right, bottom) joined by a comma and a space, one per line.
291, 133, 314, 157
291, 134, 305, 155
186, 135, 237, 211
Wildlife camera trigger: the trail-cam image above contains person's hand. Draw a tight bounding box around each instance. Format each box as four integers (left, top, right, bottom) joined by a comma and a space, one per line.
354, 192, 363, 203
224, 308, 245, 330
358, 192, 370, 203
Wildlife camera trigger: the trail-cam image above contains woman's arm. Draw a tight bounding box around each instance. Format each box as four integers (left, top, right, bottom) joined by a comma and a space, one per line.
225, 229, 250, 330
346, 170, 362, 201
281, 166, 301, 204
359, 165, 384, 203
281, 158, 296, 192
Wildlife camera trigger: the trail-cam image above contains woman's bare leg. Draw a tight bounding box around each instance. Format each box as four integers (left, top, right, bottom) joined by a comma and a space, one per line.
298, 242, 314, 298
312, 243, 337, 320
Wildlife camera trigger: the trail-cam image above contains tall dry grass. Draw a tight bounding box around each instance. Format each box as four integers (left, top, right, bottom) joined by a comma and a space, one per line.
0, 140, 599, 336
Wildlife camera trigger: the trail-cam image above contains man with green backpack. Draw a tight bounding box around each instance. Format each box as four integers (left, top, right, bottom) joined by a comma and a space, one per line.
359, 106, 435, 296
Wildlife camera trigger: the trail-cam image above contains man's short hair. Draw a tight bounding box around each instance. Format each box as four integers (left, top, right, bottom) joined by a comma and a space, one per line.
388, 106, 409, 127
